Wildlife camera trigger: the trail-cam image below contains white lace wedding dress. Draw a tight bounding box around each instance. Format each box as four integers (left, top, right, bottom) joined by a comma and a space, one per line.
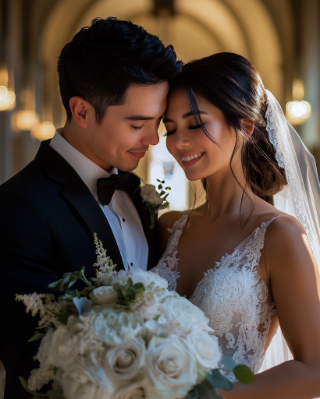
153, 212, 281, 374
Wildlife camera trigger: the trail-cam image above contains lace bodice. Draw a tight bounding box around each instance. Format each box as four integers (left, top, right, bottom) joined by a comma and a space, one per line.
153, 212, 281, 374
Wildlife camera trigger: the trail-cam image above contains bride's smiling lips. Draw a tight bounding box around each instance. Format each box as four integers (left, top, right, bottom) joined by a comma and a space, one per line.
180, 151, 205, 167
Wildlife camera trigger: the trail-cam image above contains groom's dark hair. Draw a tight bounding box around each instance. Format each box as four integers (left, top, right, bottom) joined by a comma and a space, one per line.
57, 17, 182, 123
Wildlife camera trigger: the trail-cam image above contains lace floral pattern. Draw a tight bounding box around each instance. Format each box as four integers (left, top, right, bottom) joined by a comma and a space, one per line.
151, 212, 189, 291
153, 213, 280, 374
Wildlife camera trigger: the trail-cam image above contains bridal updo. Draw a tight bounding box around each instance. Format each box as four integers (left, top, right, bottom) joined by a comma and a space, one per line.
170, 52, 287, 202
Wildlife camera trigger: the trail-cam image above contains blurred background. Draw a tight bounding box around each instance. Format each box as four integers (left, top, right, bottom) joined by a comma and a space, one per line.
0, 0, 319, 210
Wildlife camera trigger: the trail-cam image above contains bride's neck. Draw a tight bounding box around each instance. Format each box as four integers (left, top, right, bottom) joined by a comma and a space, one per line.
204, 165, 254, 220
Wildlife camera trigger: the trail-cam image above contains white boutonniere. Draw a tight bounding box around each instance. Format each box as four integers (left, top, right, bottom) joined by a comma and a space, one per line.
140, 179, 171, 229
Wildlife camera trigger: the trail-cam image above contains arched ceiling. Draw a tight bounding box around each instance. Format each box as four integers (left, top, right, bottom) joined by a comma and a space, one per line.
39, 0, 288, 124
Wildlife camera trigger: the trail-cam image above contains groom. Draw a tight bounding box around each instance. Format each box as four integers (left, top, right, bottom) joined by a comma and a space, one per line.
0, 17, 182, 398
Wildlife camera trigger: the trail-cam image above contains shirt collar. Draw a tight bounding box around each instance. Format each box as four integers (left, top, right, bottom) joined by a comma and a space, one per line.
50, 128, 118, 201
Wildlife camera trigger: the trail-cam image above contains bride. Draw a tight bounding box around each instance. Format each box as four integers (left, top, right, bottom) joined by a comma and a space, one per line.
155, 52, 320, 398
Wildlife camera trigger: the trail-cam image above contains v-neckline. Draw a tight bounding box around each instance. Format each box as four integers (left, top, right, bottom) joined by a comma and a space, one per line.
173, 214, 282, 299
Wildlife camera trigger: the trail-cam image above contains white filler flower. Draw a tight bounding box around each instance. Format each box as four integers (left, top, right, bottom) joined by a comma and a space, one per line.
94, 309, 143, 345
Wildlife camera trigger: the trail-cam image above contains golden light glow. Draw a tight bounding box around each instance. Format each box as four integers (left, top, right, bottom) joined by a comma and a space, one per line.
286, 100, 312, 125
0, 85, 16, 111
31, 121, 55, 140
292, 79, 305, 100
12, 110, 40, 131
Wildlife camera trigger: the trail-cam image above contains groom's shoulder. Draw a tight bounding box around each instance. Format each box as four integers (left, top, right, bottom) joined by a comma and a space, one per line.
0, 159, 55, 203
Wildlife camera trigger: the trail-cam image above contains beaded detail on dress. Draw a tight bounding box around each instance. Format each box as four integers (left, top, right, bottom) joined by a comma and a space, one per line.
153, 212, 281, 373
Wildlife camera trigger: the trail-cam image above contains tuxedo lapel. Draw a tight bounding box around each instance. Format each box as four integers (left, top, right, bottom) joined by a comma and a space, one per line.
35, 140, 124, 271
130, 185, 160, 270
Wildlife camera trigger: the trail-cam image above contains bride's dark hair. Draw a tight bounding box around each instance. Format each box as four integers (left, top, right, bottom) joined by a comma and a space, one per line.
170, 52, 287, 217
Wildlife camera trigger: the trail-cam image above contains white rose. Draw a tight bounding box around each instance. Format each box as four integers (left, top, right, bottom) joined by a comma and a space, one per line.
48, 325, 80, 371
157, 296, 212, 334
140, 184, 163, 205
186, 329, 221, 374
145, 336, 197, 399
94, 309, 143, 345
90, 286, 118, 305
105, 338, 146, 381
116, 269, 168, 290
115, 379, 146, 399
37, 328, 55, 368
61, 365, 112, 399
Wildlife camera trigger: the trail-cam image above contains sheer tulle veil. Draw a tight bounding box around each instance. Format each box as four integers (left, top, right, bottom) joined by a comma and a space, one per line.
259, 90, 320, 372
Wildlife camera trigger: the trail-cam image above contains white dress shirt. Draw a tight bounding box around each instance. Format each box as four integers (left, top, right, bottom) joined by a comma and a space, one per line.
50, 129, 148, 271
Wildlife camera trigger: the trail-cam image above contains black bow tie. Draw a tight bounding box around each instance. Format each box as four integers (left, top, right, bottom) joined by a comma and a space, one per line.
97, 173, 140, 206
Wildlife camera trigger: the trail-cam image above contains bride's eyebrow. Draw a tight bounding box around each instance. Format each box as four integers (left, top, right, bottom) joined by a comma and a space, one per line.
163, 110, 208, 123
182, 110, 208, 119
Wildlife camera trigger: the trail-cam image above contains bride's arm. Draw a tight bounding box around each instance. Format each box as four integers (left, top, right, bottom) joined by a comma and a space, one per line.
222, 215, 320, 399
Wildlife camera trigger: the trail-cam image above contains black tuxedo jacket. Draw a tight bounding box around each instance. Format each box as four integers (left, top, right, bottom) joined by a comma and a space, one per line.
0, 140, 160, 399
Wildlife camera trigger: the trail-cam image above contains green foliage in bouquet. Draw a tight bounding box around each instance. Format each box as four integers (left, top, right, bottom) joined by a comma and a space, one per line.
113, 277, 145, 308
184, 357, 254, 399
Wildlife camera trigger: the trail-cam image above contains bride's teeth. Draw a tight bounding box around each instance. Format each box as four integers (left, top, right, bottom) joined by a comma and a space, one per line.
182, 153, 203, 162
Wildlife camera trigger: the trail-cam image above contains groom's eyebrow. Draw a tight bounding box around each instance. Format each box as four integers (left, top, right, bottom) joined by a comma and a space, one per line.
125, 115, 156, 121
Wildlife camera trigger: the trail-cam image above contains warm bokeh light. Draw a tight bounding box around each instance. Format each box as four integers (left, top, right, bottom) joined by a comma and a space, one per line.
286, 100, 312, 125
31, 121, 55, 140
0, 86, 16, 111
292, 79, 305, 100
12, 110, 40, 131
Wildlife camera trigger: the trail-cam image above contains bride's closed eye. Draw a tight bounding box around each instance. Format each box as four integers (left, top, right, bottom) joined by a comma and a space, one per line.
165, 124, 203, 137
188, 124, 203, 130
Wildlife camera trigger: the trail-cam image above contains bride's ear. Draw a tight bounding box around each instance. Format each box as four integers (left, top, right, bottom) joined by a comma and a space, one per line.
241, 118, 255, 137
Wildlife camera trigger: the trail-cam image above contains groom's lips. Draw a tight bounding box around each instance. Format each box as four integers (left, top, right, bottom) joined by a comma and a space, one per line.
128, 149, 148, 159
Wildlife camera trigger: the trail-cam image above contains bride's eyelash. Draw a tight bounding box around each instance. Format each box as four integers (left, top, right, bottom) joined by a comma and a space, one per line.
164, 124, 204, 137
188, 124, 203, 130
164, 130, 176, 137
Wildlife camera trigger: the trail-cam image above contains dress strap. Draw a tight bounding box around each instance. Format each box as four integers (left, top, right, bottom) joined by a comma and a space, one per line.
240, 215, 284, 271
163, 211, 190, 258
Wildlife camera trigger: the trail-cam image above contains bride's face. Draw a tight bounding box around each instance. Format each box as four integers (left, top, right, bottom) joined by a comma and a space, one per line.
164, 87, 238, 181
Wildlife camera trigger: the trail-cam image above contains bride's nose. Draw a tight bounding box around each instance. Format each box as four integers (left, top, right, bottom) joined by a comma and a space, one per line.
173, 130, 191, 149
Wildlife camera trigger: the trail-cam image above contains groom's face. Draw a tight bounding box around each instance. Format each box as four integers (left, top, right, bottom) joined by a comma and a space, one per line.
85, 82, 169, 172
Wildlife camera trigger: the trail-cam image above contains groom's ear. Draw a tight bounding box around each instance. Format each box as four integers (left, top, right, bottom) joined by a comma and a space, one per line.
69, 96, 91, 128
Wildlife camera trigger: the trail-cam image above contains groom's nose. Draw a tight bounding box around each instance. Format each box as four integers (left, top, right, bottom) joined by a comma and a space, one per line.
142, 126, 160, 146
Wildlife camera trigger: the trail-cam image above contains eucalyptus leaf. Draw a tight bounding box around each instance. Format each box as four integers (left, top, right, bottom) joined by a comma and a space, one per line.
133, 282, 145, 290
222, 356, 236, 371
207, 369, 233, 391
28, 331, 45, 342
48, 279, 64, 291
233, 365, 255, 384
19, 377, 47, 397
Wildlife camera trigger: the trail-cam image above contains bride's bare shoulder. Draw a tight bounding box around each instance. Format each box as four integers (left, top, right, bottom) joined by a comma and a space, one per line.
264, 213, 315, 273
158, 211, 183, 232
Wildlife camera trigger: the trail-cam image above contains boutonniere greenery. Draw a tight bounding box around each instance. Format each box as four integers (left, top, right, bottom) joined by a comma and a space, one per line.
140, 179, 171, 229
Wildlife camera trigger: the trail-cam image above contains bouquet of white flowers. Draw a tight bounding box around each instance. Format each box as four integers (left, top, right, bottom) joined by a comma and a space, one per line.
16, 235, 253, 399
